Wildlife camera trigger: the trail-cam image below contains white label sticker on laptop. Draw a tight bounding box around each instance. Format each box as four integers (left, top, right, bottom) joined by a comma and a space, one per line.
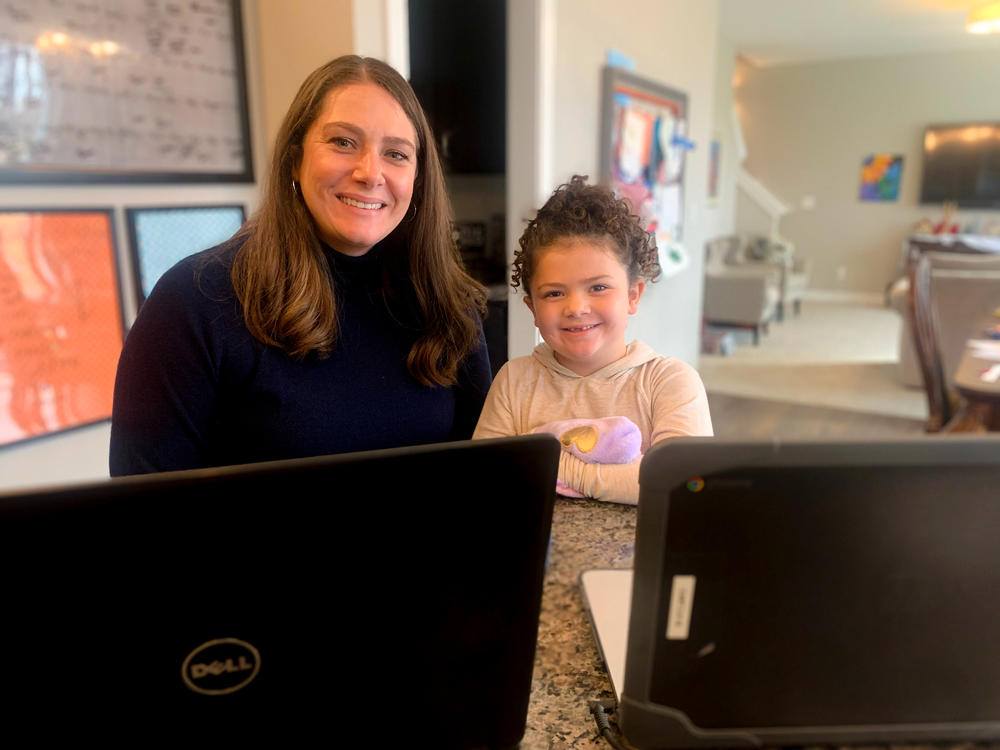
666, 575, 696, 640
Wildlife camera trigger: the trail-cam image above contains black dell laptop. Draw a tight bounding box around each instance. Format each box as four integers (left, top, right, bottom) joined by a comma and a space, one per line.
583, 435, 1000, 749
0, 435, 560, 746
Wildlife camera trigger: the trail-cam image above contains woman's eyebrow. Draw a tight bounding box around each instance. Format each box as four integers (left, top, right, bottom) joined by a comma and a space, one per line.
319, 121, 360, 138
383, 135, 417, 152
319, 121, 416, 152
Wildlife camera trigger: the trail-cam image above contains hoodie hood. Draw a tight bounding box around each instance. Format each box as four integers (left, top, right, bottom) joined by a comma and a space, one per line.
531, 340, 660, 379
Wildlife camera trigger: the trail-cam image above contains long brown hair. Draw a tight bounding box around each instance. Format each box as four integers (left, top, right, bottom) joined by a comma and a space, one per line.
232, 55, 485, 386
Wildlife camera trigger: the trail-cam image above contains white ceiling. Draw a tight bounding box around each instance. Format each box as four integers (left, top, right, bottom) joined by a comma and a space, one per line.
719, 0, 1000, 67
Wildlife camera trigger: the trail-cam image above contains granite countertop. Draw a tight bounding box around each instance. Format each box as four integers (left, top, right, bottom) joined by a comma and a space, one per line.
520, 496, 637, 750
519, 499, 1000, 750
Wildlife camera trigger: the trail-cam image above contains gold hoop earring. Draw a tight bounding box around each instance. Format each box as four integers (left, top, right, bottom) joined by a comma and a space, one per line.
291, 180, 300, 197
406, 203, 417, 222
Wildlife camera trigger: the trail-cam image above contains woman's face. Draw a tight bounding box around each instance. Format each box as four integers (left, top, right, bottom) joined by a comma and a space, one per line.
294, 82, 418, 256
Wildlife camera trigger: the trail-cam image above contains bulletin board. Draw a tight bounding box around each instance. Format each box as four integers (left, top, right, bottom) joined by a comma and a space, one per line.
0, 0, 252, 183
599, 66, 690, 277
0, 209, 124, 448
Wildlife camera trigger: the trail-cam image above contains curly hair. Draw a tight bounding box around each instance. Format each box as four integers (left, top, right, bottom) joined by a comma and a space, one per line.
511, 175, 662, 294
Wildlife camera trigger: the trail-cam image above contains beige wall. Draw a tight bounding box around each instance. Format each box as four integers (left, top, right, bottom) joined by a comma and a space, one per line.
255, 0, 355, 161
733, 48, 1000, 296
531, 0, 721, 366
708, 34, 739, 236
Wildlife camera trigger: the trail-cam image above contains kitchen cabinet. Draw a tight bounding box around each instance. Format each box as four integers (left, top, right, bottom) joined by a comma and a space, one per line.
408, 0, 506, 175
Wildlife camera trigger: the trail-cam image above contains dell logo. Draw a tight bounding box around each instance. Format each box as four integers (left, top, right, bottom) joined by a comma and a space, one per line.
190, 655, 254, 679
181, 638, 261, 695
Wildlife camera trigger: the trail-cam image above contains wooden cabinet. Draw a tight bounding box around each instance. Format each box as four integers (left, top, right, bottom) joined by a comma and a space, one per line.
408, 0, 506, 175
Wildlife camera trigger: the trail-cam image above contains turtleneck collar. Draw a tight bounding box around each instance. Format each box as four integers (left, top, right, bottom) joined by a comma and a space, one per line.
325, 241, 380, 269
324, 240, 383, 289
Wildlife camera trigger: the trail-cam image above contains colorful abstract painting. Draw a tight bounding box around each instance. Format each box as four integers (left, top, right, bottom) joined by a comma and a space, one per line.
0, 209, 123, 447
859, 154, 903, 202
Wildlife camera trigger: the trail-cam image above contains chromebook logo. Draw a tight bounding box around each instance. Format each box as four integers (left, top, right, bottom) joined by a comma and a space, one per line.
686, 477, 705, 492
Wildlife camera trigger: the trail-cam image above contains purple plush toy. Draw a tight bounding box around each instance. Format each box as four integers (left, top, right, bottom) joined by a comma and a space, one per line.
532, 416, 642, 497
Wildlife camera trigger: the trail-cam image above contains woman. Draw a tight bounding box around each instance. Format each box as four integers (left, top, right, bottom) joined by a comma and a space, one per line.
110, 56, 491, 475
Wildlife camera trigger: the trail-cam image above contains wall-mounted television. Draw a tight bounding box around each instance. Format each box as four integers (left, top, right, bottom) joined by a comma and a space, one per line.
920, 122, 1000, 209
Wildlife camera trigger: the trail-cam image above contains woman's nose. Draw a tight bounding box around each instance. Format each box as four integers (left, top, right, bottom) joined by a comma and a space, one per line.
353, 148, 383, 186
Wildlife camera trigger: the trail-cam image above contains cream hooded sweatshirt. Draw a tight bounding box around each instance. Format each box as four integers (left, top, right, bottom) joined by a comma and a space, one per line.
473, 340, 713, 504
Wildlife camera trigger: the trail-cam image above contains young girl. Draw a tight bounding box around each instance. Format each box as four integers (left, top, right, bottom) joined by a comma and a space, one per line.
473, 175, 713, 504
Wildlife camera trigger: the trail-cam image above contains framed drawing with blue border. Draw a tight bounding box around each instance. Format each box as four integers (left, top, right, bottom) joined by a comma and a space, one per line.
599, 65, 690, 278
125, 204, 246, 305
0, 207, 125, 448
0, 0, 252, 184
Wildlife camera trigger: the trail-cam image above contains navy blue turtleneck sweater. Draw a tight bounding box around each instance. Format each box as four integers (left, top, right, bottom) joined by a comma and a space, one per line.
109, 237, 492, 476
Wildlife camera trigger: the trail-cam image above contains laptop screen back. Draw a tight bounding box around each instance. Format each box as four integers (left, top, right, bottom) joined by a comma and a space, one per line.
1, 435, 560, 747
621, 436, 1000, 748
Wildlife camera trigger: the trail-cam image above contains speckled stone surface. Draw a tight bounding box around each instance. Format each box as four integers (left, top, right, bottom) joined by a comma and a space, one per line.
520, 497, 637, 749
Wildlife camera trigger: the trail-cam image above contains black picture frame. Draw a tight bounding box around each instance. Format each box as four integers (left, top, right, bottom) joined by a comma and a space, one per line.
0, 0, 253, 184
124, 203, 246, 306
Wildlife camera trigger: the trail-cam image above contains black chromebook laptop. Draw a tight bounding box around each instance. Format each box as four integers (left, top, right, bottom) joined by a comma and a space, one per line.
582, 435, 1000, 749
1, 434, 560, 747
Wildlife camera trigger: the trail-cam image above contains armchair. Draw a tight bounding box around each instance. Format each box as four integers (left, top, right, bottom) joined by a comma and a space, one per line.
708, 235, 810, 320
738, 234, 810, 320
703, 236, 781, 345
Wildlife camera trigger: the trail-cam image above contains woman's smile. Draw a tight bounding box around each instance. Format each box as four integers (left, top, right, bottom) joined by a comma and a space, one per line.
339, 195, 386, 210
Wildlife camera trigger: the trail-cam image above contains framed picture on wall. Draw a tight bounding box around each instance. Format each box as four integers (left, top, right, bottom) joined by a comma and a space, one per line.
708, 133, 722, 206
599, 65, 691, 277
859, 154, 903, 202
0, 0, 252, 184
125, 204, 246, 305
0, 208, 125, 449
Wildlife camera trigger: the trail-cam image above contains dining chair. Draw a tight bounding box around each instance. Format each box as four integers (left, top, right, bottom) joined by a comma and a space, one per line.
891, 247, 1000, 388
908, 253, 1000, 433
908, 253, 953, 432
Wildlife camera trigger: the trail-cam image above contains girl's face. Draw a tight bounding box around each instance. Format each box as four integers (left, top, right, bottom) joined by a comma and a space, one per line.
294, 82, 418, 256
525, 238, 644, 376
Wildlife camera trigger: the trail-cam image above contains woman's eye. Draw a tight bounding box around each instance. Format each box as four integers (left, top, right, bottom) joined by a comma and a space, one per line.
591, 284, 609, 292
330, 137, 353, 148
542, 290, 562, 299
386, 150, 410, 161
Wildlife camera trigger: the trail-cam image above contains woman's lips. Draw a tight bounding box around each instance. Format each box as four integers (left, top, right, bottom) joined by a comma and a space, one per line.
339, 196, 385, 210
